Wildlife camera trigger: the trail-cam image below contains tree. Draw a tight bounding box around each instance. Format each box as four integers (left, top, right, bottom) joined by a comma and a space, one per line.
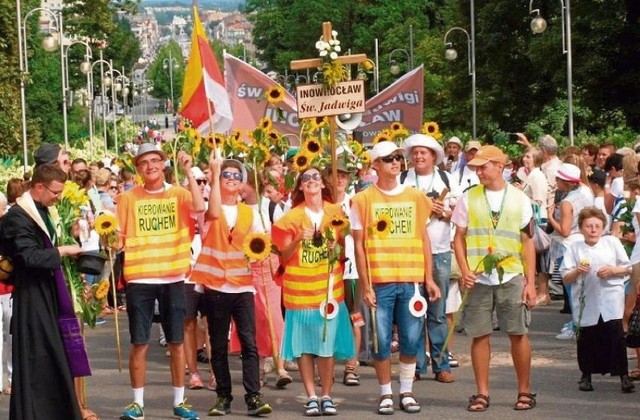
147, 41, 184, 111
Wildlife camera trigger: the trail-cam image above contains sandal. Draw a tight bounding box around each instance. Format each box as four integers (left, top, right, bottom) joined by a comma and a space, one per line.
343, 365, 360, 386
378, 394, 394, 415
513, 392, 537, 411
81, 408, 100, 420
399, 392, 420, 413
304, 398, 321, 417
321, 397, 338, 416
467, 394, 490, 412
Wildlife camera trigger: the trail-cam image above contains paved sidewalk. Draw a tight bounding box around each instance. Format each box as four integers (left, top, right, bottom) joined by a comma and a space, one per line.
1, 300, 638, 418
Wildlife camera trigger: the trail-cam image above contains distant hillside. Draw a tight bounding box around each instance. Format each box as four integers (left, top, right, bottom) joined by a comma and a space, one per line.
141, 0, 243, 11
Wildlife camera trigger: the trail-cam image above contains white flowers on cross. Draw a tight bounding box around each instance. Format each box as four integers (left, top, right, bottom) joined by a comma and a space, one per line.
316, 30, 341, 61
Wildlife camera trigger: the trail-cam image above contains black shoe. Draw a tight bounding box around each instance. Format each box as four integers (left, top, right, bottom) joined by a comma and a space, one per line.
578, 374, 593, 392
197, 348, 209, 364
246, 393, 272, 416
621, 375, 635, 394
208, 396, 232, 416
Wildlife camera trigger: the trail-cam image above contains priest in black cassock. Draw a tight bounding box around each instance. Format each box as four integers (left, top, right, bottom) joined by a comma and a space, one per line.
0, 163, 84, 420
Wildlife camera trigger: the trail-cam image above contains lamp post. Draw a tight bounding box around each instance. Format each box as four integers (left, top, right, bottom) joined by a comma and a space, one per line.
388, 49, 410, 77
16, 1, 65, 170
162, 50, 179, 119
444, 26, 477, 141
64, 40, 93, 149
84, 50, 113, 151
529, 0, 574, 145
105, 64, 122, 153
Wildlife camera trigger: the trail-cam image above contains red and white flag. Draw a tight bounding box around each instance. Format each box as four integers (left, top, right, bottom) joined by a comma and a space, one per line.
224, 53, 298, 137
180, 6, 232, 134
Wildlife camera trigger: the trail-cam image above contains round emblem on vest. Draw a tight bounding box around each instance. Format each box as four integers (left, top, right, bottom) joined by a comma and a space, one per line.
319, 298, 339, 320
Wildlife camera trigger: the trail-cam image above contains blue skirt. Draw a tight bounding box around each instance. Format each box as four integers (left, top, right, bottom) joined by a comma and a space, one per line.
281, 302, 355, 361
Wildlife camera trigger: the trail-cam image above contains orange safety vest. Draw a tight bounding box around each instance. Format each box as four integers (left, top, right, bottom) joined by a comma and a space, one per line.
272, 203, 345, 310
191, 203, 253, 288
351, 185, 431, 284
118, 185, 194, 281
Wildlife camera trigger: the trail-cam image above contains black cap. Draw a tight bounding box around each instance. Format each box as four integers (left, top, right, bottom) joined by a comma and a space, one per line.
34, 143, 61, 168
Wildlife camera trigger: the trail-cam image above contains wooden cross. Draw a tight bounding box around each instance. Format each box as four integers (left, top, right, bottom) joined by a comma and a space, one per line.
290, 22, 368, 197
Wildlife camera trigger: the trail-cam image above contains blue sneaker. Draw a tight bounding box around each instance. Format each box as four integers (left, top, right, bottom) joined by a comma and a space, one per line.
174, 399, 200, 419
120, 402, 144, 420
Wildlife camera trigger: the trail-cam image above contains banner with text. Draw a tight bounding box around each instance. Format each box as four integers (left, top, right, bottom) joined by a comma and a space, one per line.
359, 65, 424, 144
296, 80, 366, 118
224, 53, 300, 140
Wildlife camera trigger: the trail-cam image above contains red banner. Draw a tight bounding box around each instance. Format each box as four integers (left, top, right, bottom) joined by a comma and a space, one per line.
359, 65, 424, 144
224, 54, 299, 139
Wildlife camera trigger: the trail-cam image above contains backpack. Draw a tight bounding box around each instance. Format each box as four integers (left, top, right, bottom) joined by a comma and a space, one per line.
400, 169, 450, 191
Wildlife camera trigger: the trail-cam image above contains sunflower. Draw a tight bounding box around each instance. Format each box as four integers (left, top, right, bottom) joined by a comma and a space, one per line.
371, 213, 392, 239
267, 129, 281, 143
205, 135, 215, 149
248, 143, 270, 166
329, 214, 349, 230
392, 128, 409, 141
234, 140, 250, 155
373, 129, 393, 145
94, 213, 118, 236
348, 140, 363, 155
265, 85, 285, 104
292, 152, 312, 172
214, 134, 226, 147
243, 233, 272, 260
422, 121, 440, 136
93, 279, 110, 300
187, 128, 197, 138
312, 116, 329, 129
390, 121, 405, 132
259, 117, 273, 131
302, 138, 322, 155
359, 151, 371, 166
230, 130, 242, 142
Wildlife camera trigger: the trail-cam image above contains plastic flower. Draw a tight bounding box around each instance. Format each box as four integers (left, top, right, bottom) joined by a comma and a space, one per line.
265, 85, 285, 104
93, 279, 110, 300
292, 152, 313, 172
94, 213, 118, 236
371, 213, 392, 239
243, 233, 272, 261
302, 138, 322, 156
259, 117, 273, 131
373, 129, 393, 145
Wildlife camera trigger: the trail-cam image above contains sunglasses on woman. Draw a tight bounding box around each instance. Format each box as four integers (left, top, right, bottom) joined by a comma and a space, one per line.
301, 172, 322, 183
380, 154, 404, 163
221, 171, 242, 181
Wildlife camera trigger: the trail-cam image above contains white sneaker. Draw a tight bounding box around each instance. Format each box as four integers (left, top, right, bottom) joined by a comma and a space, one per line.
556, 328, 575, 340
262, 357, 274, 374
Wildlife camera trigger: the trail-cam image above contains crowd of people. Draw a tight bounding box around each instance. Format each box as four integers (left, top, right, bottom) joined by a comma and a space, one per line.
1, 132, 640, 418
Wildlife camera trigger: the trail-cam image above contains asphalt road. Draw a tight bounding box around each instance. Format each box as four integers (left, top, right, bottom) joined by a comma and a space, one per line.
1, 299, 638, 419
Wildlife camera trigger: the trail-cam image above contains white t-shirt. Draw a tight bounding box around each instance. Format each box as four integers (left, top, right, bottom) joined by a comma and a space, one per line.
340, 194, 358, 280
452, 186, 533, 286
400, 168, 458, 254
629, 200, 640, 264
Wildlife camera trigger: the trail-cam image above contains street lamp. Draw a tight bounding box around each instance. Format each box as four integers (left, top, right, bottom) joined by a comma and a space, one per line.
444, 26, 477, 141
162, 50, 179, 118
389, 49, 410, 76
105, 64, 123, 153
16, 1, 65, 170
83, 49, 114, 151
529, 0, 574, 145
63, 40, 93, 150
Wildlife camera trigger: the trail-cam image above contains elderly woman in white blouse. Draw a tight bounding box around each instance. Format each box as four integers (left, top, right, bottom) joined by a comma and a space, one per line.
560, 207, 634, 394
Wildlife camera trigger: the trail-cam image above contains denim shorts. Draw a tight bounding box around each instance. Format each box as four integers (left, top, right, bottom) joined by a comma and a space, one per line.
126, 281, 186, 345
373, 282, 425, 360
462, 276, 530, 338
184, 283, 204, 319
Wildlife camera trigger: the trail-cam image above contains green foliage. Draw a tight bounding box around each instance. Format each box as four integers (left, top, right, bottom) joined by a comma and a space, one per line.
147, 41, 184, 107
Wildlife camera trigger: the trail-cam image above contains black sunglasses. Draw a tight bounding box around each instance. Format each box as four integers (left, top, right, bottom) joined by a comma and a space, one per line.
301, 172, 322, 183
221, 171, 243, 181
380, 154, 404, 163
196, 179, 207, 185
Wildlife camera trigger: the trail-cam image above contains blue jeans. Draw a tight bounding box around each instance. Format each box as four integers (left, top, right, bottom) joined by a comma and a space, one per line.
417, 252, 451, 374
373, 283, 425, 360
